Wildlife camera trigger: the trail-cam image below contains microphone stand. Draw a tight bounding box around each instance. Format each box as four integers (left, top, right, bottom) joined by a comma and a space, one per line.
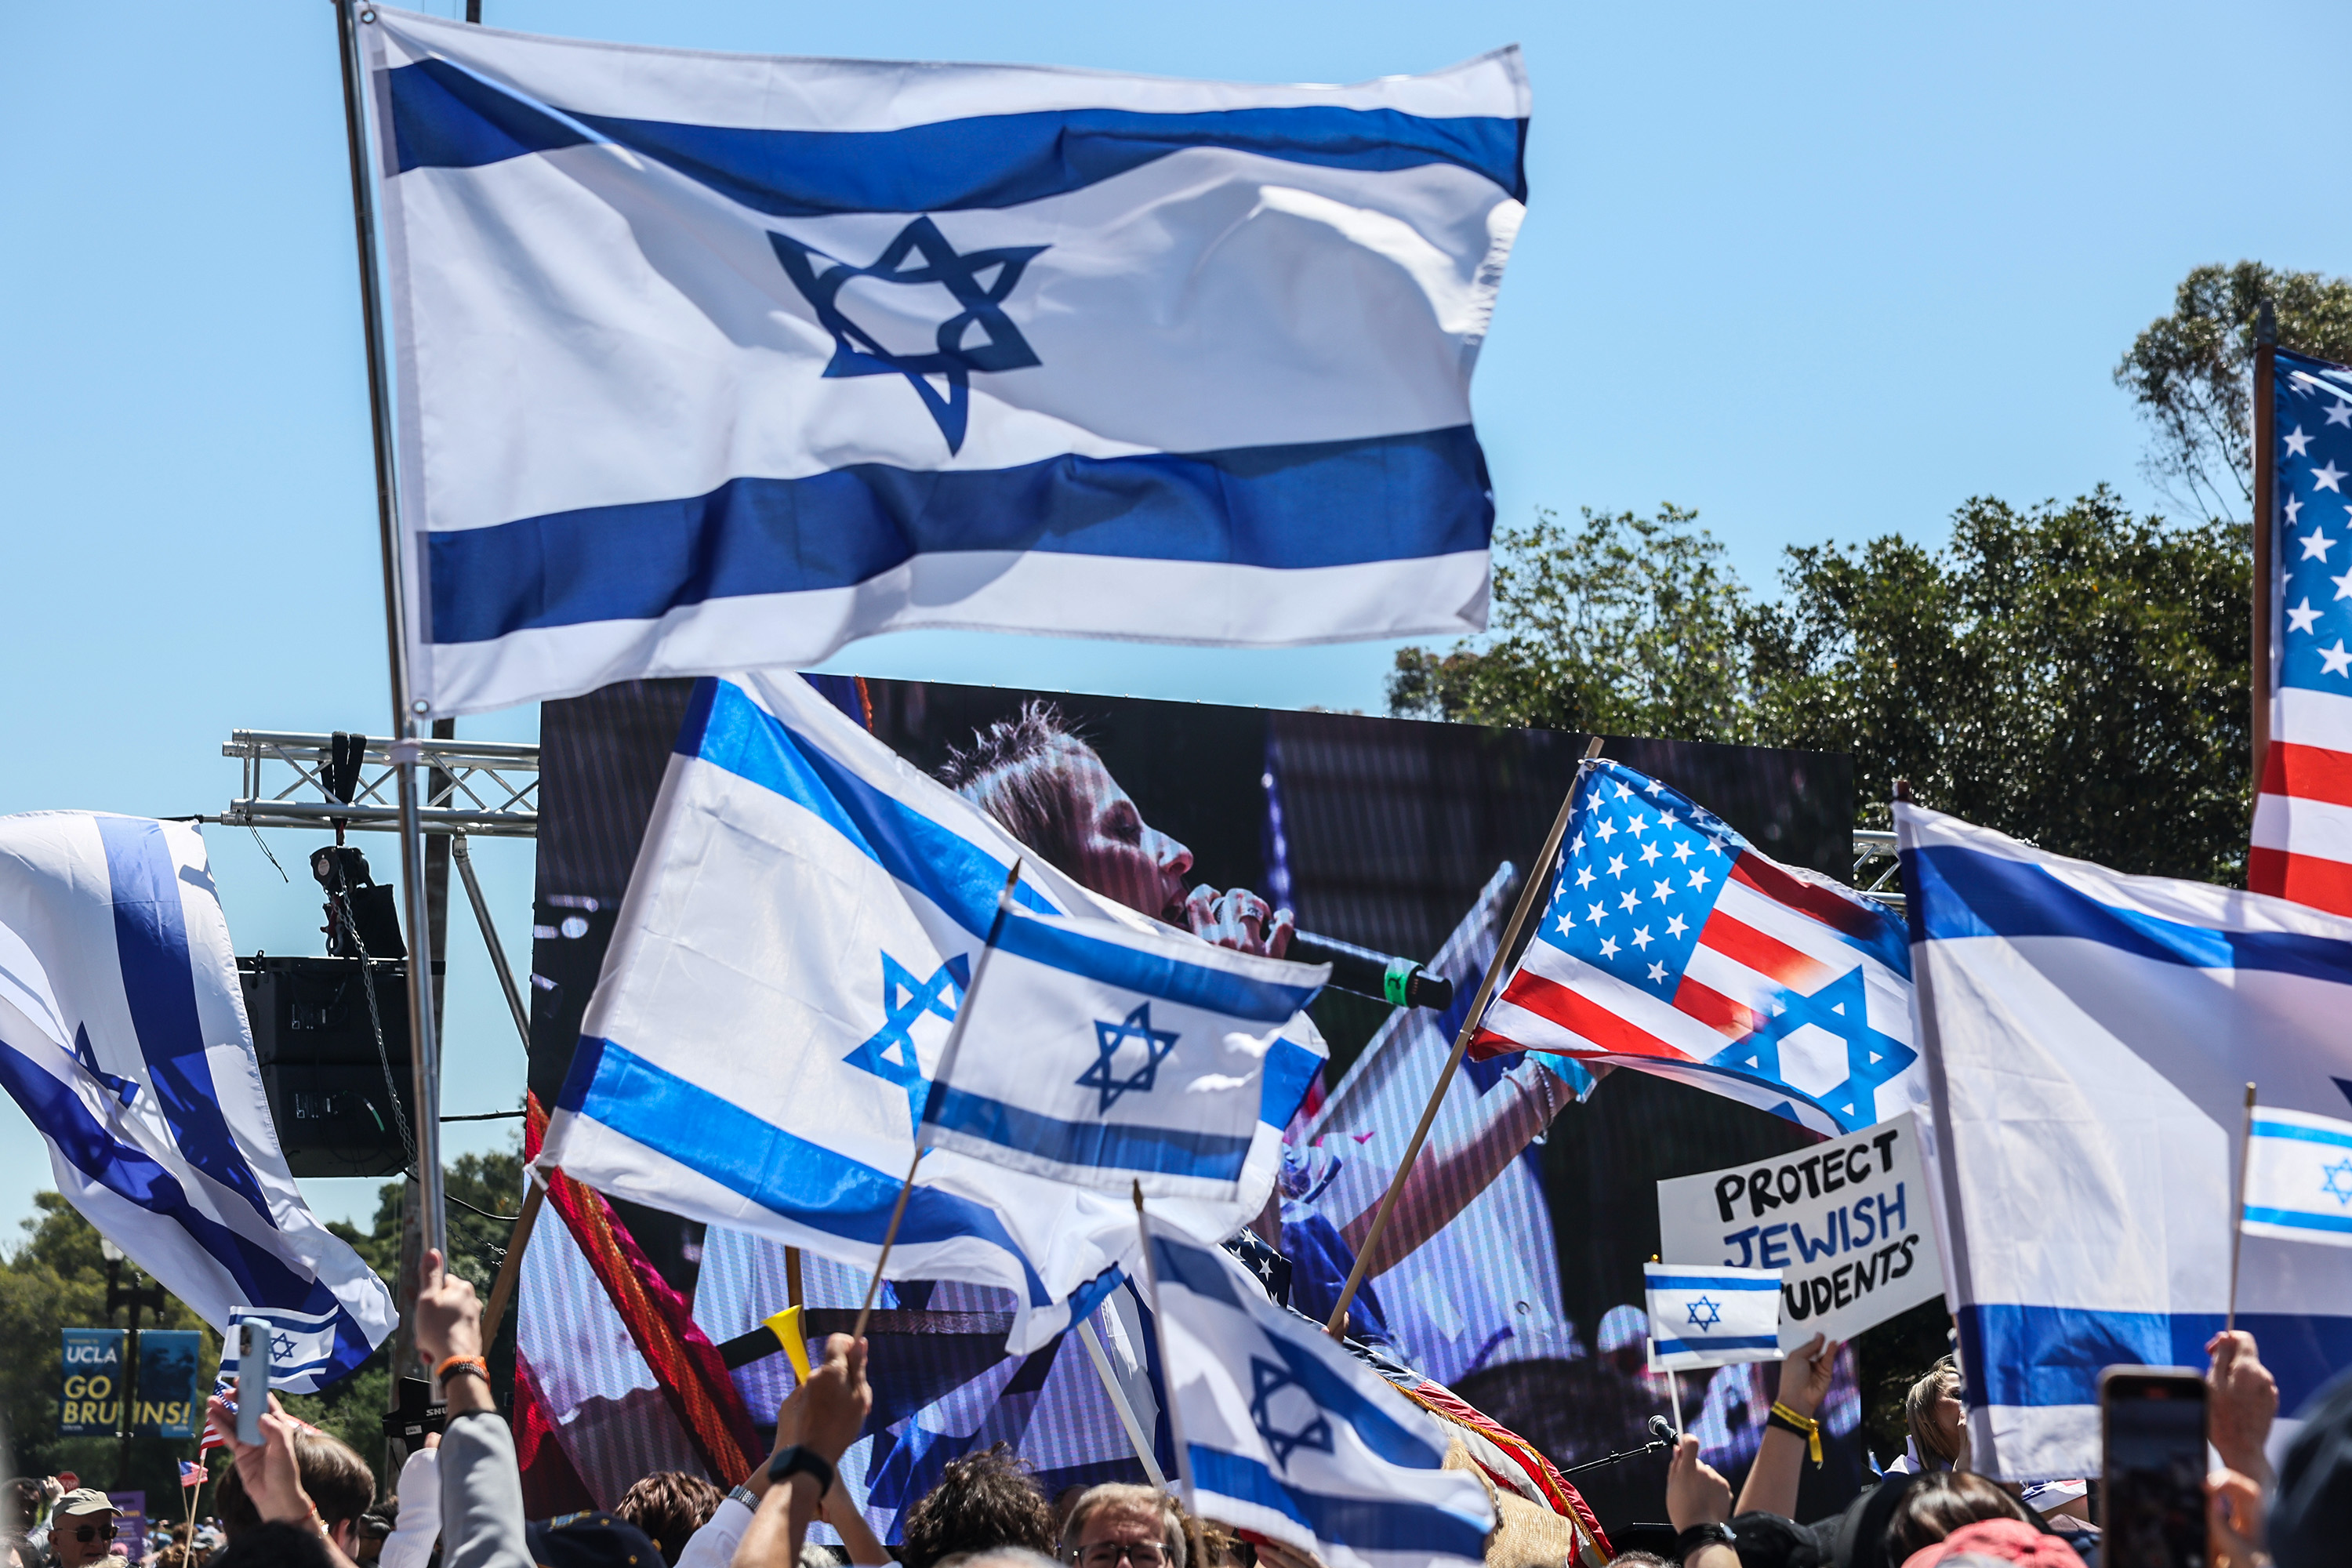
1559, 1421, 1678, 1478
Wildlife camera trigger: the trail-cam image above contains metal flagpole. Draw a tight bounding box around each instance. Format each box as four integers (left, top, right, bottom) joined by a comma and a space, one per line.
2254, 303, 2278, 797
2227, 1081, 2258, 1331
333, 0, 447, 1300
1323, 736, 1602, 1338
853, 862, 1025, 1338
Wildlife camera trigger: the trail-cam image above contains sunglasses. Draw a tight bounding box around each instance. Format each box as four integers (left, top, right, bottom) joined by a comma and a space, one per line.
71, 1525, 112, 1545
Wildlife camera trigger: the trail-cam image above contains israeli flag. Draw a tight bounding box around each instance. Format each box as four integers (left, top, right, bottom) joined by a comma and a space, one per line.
0, 814, 394, 1392
1148, 1223, 1495, 1568
922, 901, 1327, 1200
2243, 1107, 2352, 1249
1899, 802, 2352, 1479
358, 8, 1528, 717
1643, 1262, 1782, 1370
536, 671, 1323, 1352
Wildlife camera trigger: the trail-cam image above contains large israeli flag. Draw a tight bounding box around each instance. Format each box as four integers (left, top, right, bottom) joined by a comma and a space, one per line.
358, 8, 1527, 717
1898, 802, 2352, 1479
922, 902, 1327, 1200
536, 671, 1324, 1352
1149, 1222, 1494, 1568
0, 815, 394, 1392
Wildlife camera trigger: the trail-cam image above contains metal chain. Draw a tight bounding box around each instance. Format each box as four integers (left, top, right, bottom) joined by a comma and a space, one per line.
330, 886, 417, 1172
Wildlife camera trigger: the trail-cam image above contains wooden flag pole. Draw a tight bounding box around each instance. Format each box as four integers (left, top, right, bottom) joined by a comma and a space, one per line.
853, 862, 1024, 1339
481, 1174, 545, 1341
1322, 737, 1602, 1338
2227, 1081, 2258, 1331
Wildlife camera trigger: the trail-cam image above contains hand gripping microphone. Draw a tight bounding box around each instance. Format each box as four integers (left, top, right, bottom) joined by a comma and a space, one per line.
1284, 931, 1454, 1011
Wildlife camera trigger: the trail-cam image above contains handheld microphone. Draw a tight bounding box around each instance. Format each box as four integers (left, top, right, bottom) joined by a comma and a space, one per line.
1286, 931, 1454, 1011
1647, 1415, 1677, 1447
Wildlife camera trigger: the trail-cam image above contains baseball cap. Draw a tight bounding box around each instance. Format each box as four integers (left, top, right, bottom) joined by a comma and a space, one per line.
55, 1490, 118, 1519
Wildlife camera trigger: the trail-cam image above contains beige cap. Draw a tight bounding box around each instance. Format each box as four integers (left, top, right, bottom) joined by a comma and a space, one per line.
55, 1489, 118, 1518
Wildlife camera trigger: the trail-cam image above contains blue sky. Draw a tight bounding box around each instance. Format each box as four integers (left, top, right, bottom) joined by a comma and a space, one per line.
3, 0, 2345, 1241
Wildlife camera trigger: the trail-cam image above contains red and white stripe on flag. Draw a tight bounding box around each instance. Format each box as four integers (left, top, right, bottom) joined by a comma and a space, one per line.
2253, 347, 2352, 916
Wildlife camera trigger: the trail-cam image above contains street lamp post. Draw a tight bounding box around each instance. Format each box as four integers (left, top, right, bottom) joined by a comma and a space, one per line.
101, 1240, 169, 1493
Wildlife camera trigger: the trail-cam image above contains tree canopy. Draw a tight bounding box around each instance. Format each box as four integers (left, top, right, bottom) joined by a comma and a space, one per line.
2114, 261, 2352, 521
1392, 491, 2249, 884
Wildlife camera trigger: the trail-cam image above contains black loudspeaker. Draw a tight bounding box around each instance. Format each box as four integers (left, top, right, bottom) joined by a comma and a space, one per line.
238, 955, 422, 1178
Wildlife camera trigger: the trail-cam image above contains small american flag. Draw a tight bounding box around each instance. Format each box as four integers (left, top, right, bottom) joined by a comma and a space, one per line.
179, 1460, 205, 1489
2254, 347, 2352, 913
1472, 760, 1925, 1135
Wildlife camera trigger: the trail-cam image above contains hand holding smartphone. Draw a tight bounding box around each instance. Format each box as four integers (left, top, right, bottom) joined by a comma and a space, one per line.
234, 1317, 271, 1446
2100, 1365, 2209, 1568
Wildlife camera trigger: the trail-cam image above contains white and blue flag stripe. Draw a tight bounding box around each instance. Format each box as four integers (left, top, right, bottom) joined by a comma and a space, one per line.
1149, 1222, 1494, 1568
2244, 1107, 2352, 1249
1642, 1262, 1782, 1370
0, 814, 394, 1392
538, 671, 1323, 1352
359, 9, 1527, 716
922, 902, 1327, 1200
1900, 802, 2352, 1479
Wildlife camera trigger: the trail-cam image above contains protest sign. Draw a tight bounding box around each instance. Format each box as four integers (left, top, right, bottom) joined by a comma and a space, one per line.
1657, 1112, 1944, 1348
60, 1328, 123, 1436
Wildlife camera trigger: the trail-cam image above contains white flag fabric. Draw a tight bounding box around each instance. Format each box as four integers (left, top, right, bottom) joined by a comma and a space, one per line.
1642, 1262, 1782, 1371
1147, 1221, 1494, 1568
0, 815, 394, 1392
1900, 801, 2352, 1479
2242, 1106, 2352, 1250
922, 901, 1327, 1200
536, 671, 1323, 1352
359, 7, 1529, 717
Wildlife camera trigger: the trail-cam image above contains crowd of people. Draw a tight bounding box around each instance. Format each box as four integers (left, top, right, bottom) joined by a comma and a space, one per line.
7, 1258, 2352, 1568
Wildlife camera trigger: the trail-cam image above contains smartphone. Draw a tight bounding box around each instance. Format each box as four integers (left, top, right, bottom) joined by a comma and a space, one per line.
234, 1318, 271, 1446
2100, 1365, 2209, 1568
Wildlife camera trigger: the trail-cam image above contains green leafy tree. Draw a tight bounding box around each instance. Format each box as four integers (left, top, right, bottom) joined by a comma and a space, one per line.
2114, 261, 2352, 521
1750, 489, 2250, 880
1388, 505, 1756, 739
1394, 490, 2249, 883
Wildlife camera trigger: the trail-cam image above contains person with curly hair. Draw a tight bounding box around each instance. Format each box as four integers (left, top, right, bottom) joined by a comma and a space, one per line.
897, 1449, 1056, 1568
614, 1473, 721, 1568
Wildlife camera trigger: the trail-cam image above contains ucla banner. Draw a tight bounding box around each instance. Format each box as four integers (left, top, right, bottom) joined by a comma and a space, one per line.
60, 1328, 123, 1436
358, 8, 1529, 715
134, 1330, 203, 1439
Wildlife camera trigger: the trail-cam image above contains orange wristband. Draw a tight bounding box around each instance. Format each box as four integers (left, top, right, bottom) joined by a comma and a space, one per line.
436, 1355, 489, 1383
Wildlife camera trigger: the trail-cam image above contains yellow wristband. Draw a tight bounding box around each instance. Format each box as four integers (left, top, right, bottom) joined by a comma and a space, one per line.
1769, 1401, 1823, 1465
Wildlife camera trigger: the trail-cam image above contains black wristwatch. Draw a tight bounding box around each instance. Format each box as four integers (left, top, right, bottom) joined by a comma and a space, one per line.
1671, 1522, 1737, 1563
768, 1445, 837, 1496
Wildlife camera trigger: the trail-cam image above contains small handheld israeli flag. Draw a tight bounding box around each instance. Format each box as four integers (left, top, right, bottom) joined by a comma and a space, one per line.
1148, 1221, 1495, 1568
1644, 1261, 1782, 1370
920, 902, 1328, 1201
2242, 1106, 2352, 1249
0, 814, 394, 1392
539, 671, 1324, 1352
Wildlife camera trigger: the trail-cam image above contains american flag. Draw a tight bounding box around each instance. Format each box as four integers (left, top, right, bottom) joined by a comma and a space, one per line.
1471, 760, 1925, 1135
179, 1459, 205, 1489
2253, 347, 2352, 913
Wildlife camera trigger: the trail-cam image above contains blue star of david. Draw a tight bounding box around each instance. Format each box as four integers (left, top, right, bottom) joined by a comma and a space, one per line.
2322, 1157, 2352, 1207
1076, 1003, 1180, 1113
270, 1331, 299, 1359
1686, 1295, 1722, 1330
1707, 966, 1916, 1130
1247, 1356, 1334, 1469
844, 951, 971, 1131
770, 216, 1048, 456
